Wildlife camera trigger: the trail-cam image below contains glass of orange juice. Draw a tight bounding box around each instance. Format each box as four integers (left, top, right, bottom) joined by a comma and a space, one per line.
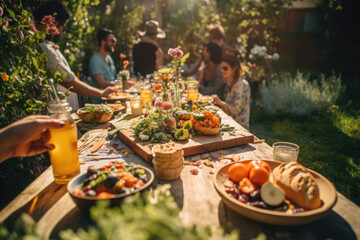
48, 100, 80, 184
187, 84, 198, 102
140, 84, 153, 108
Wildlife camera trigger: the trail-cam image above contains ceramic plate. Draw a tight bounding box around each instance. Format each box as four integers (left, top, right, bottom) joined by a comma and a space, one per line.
68, 165, 154, 210
102, 92, 131, 101
213, 160, 337, 225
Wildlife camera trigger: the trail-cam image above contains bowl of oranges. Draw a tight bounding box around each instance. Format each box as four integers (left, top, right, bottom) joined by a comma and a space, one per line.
213, 160, 337, 225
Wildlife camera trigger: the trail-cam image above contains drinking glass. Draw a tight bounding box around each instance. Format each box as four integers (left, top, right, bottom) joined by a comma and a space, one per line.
114, 79, 123, 92
272, 142, 300, 162
48, 100, 80, 184
187, 84, 198, 101
140, 84, 153, 108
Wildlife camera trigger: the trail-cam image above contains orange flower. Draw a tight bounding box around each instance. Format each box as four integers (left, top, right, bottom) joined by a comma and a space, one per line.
123, 60, 129, 66
120, 53, 127, 58
1, 73, 9, 81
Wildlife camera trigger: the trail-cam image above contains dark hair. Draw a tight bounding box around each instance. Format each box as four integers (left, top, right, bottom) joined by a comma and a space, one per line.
209, 26, 225, 40
97, 29, 113, 47
205, 42, 222, 64
222, 53, 242, 80
33, 0, 70, 25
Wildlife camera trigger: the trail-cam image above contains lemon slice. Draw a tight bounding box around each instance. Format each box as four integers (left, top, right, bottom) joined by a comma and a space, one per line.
174, 129, 189, 140
183, 120, 192, 130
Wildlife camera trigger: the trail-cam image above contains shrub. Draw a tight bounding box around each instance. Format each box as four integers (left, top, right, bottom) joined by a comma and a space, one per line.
258, 72, 344, 115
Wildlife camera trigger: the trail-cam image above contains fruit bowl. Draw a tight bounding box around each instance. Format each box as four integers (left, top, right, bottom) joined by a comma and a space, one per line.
213, 160, 337, 225
67, 165, 154, 210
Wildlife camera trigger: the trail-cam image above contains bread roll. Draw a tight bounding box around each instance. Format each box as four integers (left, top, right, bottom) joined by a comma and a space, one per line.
272, 162, 321, 209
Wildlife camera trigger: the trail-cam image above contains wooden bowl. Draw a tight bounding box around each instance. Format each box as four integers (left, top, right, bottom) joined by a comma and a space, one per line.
213, 160, 337, 225
194, 125, 220, 135
77, 107, 113, 123
67, 165, 154, 210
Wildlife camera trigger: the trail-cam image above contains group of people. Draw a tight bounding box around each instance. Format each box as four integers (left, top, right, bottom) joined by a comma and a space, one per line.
0, 0, 250, 163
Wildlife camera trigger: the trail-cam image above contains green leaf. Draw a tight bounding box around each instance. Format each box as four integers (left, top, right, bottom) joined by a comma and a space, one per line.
32, 58, 39, 69
7, 9, 16, 19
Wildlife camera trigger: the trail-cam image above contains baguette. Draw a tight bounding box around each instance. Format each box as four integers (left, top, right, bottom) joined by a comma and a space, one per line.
272, 162, 321, 209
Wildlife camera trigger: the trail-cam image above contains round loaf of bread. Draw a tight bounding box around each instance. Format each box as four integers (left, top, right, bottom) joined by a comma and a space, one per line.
272, 162, 321, 209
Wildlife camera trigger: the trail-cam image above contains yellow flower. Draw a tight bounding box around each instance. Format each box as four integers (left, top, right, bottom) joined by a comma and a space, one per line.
1, 73, 9, 81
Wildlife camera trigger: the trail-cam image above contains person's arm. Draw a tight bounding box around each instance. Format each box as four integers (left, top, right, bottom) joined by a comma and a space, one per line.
212, 94, 231, 114
93, 74, 115, 89
155, 48, 164, 70
60, 79, 116, 98
0, 116, 65, 163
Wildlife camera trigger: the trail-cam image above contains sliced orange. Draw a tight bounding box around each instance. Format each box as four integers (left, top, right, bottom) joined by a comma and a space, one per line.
228, 163, 249, 183
239, 177, 256, 194
97, 192, 116, 199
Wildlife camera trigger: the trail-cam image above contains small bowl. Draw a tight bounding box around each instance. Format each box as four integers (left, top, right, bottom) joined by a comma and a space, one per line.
77, 107, 113, 123
67, 165, 154, 210
194, 126, 220, 135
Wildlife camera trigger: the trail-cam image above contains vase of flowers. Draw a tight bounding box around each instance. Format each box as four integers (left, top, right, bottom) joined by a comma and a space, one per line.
118, 54, 130, 91
167, 47, 188, 108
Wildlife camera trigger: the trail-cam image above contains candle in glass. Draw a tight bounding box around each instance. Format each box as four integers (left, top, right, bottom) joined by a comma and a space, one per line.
131, 97, 143, 116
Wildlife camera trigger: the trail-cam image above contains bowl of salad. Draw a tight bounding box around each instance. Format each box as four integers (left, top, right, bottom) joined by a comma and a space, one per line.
68, 161, 154, 210
77, 105, 114, 123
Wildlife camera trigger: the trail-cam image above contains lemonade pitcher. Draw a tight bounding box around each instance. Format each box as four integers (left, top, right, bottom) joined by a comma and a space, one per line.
48, 100, 80, 184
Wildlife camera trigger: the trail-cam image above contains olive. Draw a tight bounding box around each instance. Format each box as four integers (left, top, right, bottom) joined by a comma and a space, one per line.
250, 190, 260, 201
86, 166, 98, 177
238, 194, 250, 203
103, 173, 119, 189
116, 188, 126, 194
248, 201, 269, 209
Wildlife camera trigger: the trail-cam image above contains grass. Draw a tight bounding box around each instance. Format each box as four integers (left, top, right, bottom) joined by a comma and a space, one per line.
250, 104, 360, 206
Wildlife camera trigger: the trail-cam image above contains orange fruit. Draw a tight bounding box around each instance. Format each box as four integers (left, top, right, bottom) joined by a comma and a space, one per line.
247, 160, 271, 174
97, 192, 116, 199
239, 177, 256, 194
249, 165, 270, 186
228, 163, 249, 183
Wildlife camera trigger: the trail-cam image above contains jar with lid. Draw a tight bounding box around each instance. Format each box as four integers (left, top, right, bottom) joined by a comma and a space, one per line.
47, 100, 80, 184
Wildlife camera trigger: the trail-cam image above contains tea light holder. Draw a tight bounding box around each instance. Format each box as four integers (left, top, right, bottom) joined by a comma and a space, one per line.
130, 97, 143, 116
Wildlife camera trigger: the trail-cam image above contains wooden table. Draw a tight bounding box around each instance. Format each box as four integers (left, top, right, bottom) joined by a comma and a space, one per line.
1, 128, 359, 239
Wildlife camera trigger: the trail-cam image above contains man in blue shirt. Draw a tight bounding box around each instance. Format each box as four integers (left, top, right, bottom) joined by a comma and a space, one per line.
89, 29, 117, 103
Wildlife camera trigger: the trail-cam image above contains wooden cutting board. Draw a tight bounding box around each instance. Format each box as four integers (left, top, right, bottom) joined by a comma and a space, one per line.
115, 111, 254, 163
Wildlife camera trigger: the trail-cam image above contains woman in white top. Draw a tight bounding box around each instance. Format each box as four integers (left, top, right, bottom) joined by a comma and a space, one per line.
212, 53, 251, 129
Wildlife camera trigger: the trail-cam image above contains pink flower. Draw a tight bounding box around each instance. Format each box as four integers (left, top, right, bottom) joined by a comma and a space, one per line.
47, 26, 59, 36
0, 7, 3, 17
154, 100, 163, 108
30, 20, 39, 33
161, 101, 173, 110
168, 48, 183, 59
41, 15, 55, 25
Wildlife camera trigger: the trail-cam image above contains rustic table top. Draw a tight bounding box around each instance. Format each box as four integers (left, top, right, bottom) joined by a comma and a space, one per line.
1, 114, 359, 239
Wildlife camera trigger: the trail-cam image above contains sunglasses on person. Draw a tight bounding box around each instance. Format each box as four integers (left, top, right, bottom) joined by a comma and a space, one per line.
222, 66, 229, 71
108, 38, 117, 43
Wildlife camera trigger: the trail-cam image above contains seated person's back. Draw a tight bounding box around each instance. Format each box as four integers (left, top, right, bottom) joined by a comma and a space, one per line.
133, 42, 157, 77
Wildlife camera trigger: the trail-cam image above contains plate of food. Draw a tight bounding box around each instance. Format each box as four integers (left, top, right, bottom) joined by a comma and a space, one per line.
198, 96, 213, 104
214, 160, 337, 225
105, 102, 126, 113
77, 105, 113, 123
68, 161, 154, 210
102, 92, 131, 102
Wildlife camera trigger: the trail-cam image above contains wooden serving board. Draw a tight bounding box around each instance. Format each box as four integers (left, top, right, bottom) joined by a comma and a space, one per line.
116, 110, 254, 163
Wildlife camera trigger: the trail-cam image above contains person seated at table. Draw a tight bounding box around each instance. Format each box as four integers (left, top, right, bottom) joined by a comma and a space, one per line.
211, 53, 250, 129
33, 0, 116, 109
198, 42, 225, 100
181, 51, 202, 79
0, 116, 65, 163
208, 24, 235, 56
88, 29, 117, 104
132, 20, 165, 77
